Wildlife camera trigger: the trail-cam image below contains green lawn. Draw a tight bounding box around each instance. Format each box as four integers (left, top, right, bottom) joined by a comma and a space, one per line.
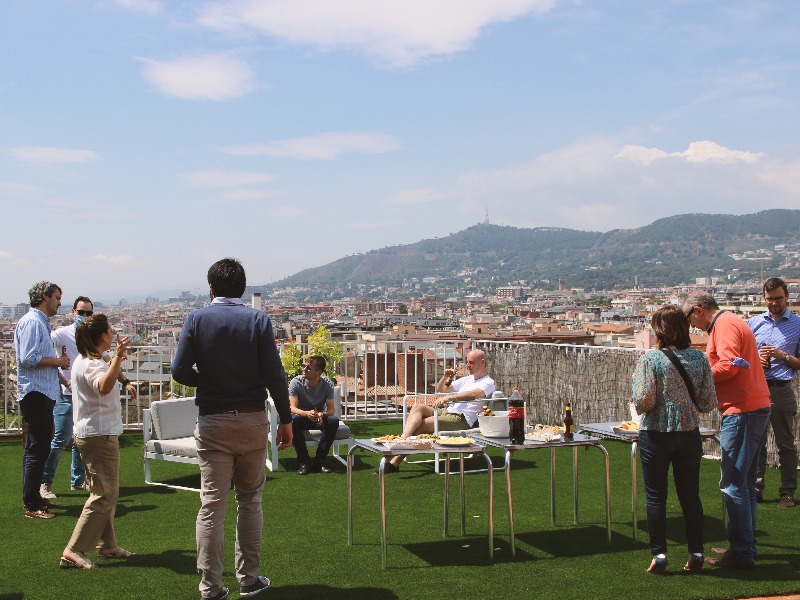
1, 421, 798, 600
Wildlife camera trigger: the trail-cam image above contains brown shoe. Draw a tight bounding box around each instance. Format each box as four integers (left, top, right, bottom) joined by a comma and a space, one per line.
705, 551, 754, 570
25, 509, 55, 519
779, 494, 796, 508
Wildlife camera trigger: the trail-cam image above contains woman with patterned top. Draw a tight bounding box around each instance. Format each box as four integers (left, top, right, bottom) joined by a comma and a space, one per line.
630, 304, 717, 575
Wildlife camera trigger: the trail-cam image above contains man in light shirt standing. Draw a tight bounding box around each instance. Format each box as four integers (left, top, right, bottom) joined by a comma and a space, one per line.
14, 281, 69, 519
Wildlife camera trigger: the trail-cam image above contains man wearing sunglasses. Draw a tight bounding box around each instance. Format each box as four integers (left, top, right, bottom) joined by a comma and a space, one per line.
41, 296, 137, 501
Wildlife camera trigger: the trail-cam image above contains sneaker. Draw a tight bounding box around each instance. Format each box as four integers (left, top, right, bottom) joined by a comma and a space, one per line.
297, 463, 311, 476
71, 481, 90, 491
647, 556, 667, 575
373, 462, 400, 475
25, 509, 55, 519
240, 576, 271, 597
203, 587, 229, 600
779, 494, 796, 508
684, 554, 704, 572
40, 483, 57, 500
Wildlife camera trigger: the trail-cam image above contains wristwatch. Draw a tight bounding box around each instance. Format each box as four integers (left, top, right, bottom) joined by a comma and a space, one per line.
783, 354, 792, 365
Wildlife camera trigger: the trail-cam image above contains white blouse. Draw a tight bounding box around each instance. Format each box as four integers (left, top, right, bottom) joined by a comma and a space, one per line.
71, 355, 123, 437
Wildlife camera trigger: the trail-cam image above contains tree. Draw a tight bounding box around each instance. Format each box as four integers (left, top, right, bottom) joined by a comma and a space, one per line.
281, 325, 344, 384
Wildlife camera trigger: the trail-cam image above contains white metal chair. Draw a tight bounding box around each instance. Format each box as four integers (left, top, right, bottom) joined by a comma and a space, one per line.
401, 391, 508, 474
266, 385, 353, 471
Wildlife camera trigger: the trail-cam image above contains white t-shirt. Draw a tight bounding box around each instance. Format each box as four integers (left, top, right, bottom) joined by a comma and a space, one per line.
448, 374, 497, 427
71, 355, 123, 438
51, 324, 77, 396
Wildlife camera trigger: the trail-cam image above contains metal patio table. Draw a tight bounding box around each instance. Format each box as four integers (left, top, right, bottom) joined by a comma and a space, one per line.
347, 438, 494, 570
578, 422, 721, 540
467, 431, 611, 557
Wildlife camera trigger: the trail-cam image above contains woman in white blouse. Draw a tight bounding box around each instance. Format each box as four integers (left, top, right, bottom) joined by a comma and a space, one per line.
60, 314, 135, 569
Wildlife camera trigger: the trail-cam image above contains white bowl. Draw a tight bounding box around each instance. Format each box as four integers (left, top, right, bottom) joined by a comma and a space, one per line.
477, 411, 510, 437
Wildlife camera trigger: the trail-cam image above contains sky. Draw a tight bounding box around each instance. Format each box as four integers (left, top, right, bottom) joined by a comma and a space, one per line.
1, 0, 799, 304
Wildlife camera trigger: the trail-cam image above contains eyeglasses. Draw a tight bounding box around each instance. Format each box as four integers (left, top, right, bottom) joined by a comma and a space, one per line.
765, 296, 786, 303
303, 364, 315, 371
76, 310, 93, 316
686, 307, 695, 319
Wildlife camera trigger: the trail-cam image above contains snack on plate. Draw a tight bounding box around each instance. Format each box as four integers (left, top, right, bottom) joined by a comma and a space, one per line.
437, 436, 474, 446
374, 434, 403, 442
526, 424, 563, 441
618, 420, 639, 431
481, 405, 495, 417
415, 433, 440, 440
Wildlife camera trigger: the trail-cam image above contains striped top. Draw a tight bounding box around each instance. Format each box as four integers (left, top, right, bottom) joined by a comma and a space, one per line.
631, 348, 717, 432
747, 309, 800, 381
13, 308, 61, 402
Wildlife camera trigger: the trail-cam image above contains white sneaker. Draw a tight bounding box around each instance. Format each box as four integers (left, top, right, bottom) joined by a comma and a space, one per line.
40, 483, 57, 499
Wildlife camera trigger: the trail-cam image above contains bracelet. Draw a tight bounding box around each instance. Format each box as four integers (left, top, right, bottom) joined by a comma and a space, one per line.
122, 379, 131, 386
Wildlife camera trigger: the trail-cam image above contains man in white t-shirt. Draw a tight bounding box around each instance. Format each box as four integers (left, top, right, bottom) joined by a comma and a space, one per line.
383, 349, 495, 473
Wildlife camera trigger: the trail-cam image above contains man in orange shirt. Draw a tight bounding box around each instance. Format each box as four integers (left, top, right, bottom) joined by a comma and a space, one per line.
683, 291, 771, 570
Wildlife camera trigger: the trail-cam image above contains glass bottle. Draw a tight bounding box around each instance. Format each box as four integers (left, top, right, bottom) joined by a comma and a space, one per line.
508, 387, 525, 444
563, 403, 574, 440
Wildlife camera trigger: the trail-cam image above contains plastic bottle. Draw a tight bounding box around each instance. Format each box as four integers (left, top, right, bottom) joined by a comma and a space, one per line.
508, 387, 525, 444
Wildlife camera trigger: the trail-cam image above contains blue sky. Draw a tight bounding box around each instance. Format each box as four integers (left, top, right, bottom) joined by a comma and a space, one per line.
1, 0, 799, 304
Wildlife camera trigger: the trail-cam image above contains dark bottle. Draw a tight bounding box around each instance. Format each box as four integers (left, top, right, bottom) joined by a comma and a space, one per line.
508, 388, 525, 444
563, 403, 574, 440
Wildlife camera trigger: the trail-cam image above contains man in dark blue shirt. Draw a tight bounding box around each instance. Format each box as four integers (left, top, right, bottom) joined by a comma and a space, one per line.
172, 258, 292, 600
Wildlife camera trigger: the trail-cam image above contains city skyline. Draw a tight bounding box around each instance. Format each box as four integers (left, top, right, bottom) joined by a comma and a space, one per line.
2, 1, 799, 304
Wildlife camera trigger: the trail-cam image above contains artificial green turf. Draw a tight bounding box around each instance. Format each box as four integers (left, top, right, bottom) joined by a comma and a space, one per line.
0, 422, 798, 600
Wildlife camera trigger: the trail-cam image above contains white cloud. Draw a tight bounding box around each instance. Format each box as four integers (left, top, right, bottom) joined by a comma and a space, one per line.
0, 250, 28, 267
113, 0, 162, 15
140, 54, 255, 100
348, 220, 403, 229
181, 169, 273, 188
616, 141, 762, 166
222, 131, 400, 160
0, 180, 47, 195
9, 147, 101, 164
389, 188, 448, 205
196, 0, 555, 67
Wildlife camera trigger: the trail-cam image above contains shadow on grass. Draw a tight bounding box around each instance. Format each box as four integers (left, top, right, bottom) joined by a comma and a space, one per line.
0, 593, 23, 600
267, 585, 398, 599
516, 525, 633, 557
402, 535, 517, 567
90, 549, 198, 574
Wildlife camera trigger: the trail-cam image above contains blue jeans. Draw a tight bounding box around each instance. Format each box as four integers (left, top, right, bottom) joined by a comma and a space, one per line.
20, 391, 55, 511
42, 393, 86, 487
639, 429, 704, 556
291, 414, 340, 466
719, 410, 770, 561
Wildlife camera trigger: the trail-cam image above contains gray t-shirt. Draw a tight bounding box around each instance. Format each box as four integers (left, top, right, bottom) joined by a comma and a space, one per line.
288, 375, 334, 411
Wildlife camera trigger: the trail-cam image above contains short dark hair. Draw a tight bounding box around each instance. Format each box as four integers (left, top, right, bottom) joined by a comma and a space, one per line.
73, 296, 93, 310
207, 258, 246, 299
651, 305, 691, 350
763, 277, 788, 297
308, 355, 327, 374
28, 281, 62, 307
75, 314, 109, 359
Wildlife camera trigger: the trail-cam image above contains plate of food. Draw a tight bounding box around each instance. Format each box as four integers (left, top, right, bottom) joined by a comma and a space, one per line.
435, 436, 476, 447
612, 421, 640, 435
525, 424, 563, 442
372, 434, 403, 443
383, 438, 434, 451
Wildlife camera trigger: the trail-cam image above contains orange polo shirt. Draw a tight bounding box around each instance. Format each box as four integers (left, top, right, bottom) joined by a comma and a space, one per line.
707, 311, 770, 415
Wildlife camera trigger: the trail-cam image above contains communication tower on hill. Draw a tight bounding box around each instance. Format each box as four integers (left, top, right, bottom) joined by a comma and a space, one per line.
482, 207, 490, 225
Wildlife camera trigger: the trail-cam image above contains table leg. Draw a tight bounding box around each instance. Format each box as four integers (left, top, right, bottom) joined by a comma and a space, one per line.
505, 449, 514, 558
483, 451, 494, 560
347, 445, 356, 546
444, 452, 450, 537
631, 440, 638, 541
550, 446, 557, 527
573, 446, 579, 525
379, 457, 387, 570
460, 453, 466, 536
596, 444, 612, 544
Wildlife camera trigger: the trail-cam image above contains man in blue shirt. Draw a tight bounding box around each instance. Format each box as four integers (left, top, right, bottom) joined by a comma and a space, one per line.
14, 281, 70, 519
748, 277, 799, 509
172, 258, 293, 600
289, 355, 338, 475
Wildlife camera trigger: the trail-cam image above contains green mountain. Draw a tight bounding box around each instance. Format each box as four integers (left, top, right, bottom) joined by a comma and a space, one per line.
267, 209, 800, 295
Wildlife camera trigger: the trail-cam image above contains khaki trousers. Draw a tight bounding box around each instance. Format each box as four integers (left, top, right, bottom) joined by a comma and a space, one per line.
68, 435, 119, 553
195, 411, 269, 599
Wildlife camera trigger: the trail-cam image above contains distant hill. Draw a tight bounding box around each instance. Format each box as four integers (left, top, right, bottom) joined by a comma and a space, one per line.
266, 209, 800, 295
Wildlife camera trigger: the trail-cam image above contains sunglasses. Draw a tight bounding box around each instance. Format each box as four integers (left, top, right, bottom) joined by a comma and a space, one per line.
76, 309, 93, 316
